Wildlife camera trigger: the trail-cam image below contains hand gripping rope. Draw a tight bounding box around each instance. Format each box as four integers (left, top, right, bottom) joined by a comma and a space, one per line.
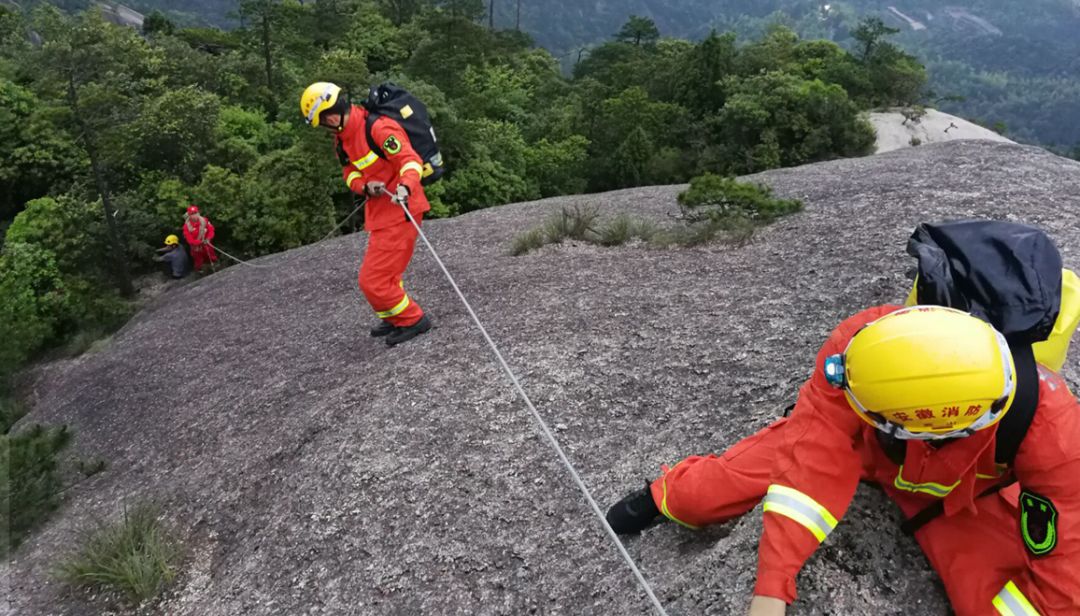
387, 191, 670, 616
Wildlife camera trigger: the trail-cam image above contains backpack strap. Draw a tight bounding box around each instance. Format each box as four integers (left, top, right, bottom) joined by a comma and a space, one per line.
900, 343, 1039, 535
365, 112, 386, 160
994, 342, 1039, 465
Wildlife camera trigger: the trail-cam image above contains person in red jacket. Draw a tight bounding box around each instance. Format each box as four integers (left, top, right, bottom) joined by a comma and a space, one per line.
300, 81, 432, 347
608, 305, 1080, 616
182, 204, 218, 273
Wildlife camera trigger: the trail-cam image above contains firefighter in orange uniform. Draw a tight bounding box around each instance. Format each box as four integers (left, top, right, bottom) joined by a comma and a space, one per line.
300, 81, 431, 346
608, 305, 1080, 616
182, 204, 218, 273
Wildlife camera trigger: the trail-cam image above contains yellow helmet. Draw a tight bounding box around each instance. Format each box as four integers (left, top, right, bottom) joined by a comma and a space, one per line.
823, 306, 1016, 440
300, 82, 342, 128
164, 234, 179, 246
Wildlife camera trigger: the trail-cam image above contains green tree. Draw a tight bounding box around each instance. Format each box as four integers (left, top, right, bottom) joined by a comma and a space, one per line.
713, 71, 875, 174
459, 63, 532, 123
523, 135, 589, 197
439, 0, 486, 21
0, 243, 68, 375
0, 80, 81, 230
672, 31, 737, 114
585, 86, 691, 190
377, 0, 431, 26
615, 15, 660, 48
850, 17, 899, 62
341, 6, 407, 74
28, 8, 164, 297
142, 11, 175, 36
129, 87, 222, 183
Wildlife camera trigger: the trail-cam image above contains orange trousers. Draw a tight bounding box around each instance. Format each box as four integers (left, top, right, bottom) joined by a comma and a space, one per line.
191, 243, 218, 270
359, 216, 425, 327
652, 418, 1033, 616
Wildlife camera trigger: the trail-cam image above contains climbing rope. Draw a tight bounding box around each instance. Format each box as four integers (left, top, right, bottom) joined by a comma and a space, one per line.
205, 242, 272, 270
194, 199, 367, 272
322, 197, 367, 242
388, 192, 670, 616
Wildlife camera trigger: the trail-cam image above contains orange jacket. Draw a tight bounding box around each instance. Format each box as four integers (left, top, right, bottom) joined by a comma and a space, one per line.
335, 105, 430, 231
756, 305, 1080, 611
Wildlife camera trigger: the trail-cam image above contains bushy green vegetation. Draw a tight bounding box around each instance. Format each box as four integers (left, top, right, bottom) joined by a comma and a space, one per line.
512, 176, 800, 254
678, 174, 803, 223
1, 394, 72, 556
0, 2, 918, 376
55, 502, 181, 604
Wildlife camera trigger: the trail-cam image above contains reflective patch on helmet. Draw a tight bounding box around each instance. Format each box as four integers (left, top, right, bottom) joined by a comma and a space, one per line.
383, 135, 402, 155
1020, 490, 1057, 557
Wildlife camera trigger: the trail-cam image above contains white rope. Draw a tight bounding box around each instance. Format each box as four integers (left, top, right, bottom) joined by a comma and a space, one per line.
390, 193, 670, 616
205, 242, 272, 270
322, 197, 367, 241
194, 201, 365, 272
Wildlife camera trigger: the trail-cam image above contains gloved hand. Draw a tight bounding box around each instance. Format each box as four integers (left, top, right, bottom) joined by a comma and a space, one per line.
364, 181, 387, 197
394, 184, 410, 204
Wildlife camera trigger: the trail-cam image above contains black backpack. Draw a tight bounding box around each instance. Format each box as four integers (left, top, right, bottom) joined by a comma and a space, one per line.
362, 82, 445, 186
897, 220, 1063, 535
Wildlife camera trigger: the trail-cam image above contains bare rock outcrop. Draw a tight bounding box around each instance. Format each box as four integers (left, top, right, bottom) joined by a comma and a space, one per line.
4, 140, 1079, 615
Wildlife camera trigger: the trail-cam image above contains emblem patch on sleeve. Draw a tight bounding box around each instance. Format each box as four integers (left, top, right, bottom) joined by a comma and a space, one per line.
1020, 490, 1058, 557
382, 135, 402, 155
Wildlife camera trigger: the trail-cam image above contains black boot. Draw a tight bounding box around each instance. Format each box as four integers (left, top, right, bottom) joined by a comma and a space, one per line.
370, 320, 396, 337
606, 481, 662, 535
385, 314, 432, 346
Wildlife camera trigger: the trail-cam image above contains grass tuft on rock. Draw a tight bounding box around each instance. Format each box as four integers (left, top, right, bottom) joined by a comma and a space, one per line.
55, 502, 181, 605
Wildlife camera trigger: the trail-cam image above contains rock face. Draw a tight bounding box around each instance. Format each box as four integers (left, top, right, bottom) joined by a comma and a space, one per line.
870, 108, 1014, 153
4, 140, 1080, 615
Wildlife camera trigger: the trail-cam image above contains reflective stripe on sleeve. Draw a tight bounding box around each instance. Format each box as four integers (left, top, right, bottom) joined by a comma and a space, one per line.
992, 581, 1040, 616
352, 151, 379, 170
762, 484, 838, 543
375, 294, 411, 319
400, 161, 424, 178
345, 171, 363, 187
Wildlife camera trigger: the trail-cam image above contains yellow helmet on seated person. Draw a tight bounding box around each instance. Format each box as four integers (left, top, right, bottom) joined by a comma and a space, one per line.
164, 234, 179, 246
823, 306, 1016, 440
